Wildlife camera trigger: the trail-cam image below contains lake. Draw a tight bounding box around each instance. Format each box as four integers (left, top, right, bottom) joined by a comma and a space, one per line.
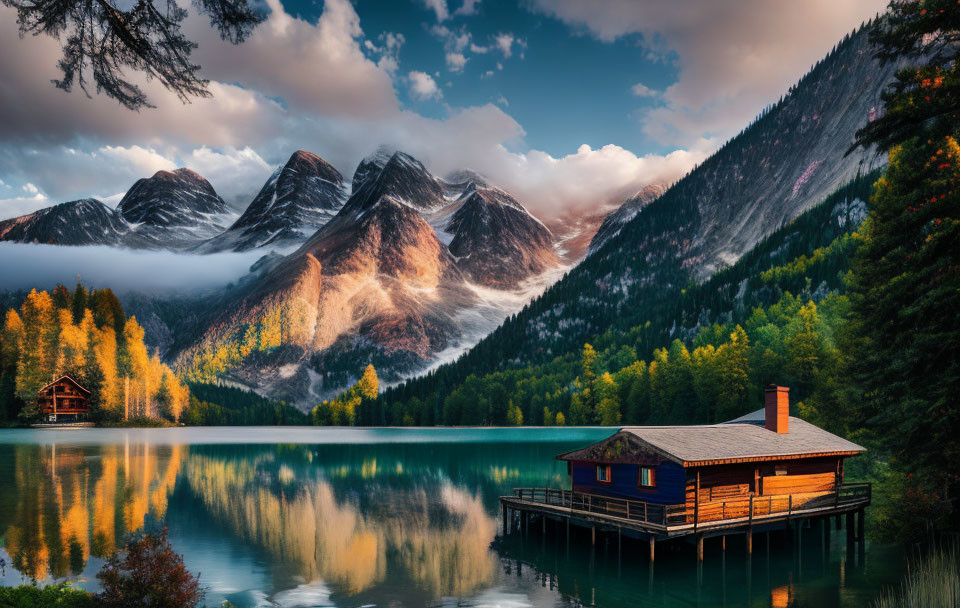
0, 427, 906, 607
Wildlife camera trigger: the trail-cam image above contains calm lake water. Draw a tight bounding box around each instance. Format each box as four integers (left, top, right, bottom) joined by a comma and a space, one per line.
0, 427, 905, 607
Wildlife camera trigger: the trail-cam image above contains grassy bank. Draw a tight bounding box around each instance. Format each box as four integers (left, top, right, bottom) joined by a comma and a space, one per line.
874, 546, 960, 608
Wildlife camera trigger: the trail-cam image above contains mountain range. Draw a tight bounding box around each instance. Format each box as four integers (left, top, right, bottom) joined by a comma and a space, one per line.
0, 22, 898, 407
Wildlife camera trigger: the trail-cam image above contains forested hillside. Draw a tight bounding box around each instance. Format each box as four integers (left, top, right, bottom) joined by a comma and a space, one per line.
358, 172, 879, 427
0, 285, 189, 423
360, 21, 893, 425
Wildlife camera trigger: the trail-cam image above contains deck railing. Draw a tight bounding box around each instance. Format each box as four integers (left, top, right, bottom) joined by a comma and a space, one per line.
510, 483, 871, 528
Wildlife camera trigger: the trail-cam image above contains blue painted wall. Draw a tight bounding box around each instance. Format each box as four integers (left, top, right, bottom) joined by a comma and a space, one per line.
571, 461, 687, 504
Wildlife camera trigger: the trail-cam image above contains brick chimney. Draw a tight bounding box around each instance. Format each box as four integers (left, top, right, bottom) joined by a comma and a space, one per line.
765, 385, 789, 433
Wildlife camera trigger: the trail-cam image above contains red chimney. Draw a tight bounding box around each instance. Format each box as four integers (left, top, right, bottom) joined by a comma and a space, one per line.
765, 385, 789, 434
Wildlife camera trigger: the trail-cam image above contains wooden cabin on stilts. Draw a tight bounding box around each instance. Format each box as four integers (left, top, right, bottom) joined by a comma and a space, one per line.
500, 385, 871, 561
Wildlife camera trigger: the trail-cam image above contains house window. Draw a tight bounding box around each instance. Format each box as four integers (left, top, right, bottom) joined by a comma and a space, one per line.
596, 465, 611, 483
639, 467, 656, 488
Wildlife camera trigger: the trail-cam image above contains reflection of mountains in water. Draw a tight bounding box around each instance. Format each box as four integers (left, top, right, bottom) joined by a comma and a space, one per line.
180, 446, 501, 601
0, 443, 185, 581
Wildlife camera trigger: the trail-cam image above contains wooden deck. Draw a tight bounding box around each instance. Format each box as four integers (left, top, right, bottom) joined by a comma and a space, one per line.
499, 483, 871, 541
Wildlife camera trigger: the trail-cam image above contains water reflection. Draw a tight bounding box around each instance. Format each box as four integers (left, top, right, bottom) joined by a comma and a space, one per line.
0, 430, 908, 607
1, 442, 183, 581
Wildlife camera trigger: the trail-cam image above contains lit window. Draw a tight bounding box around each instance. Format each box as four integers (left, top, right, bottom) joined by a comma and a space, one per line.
640, 467, 656, 488
596, 465, 611, 482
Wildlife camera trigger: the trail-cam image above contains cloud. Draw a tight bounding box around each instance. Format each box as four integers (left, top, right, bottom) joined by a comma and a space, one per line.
0, 243, 265, 293
446, 52, 468, 72
365, 32, 405, 74
422, 0, 450, 21
0, 193, 49, 218
631, 83, 658, 97
98, 145, 177, 176
184, 147, 273, 206
189, 0, 399, 119
494, 33, 515, 58
531, 0, 886, 145
408, 71, 442, 100
454, 0, 481, 16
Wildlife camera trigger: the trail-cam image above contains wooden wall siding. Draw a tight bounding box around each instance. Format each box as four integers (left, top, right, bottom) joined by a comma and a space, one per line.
762, 472, 836, 495
571, 461, 686, 504
678, 458, 843, 523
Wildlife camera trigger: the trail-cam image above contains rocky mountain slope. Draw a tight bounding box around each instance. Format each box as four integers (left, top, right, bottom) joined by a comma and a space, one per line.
199, 151, 347, 252
0, 198, 129, 246
382, 20, 900, 398
0, 169, 236, 250
116, 168, 235, 247
170, 150, 569, 404
588, 183, 666, 253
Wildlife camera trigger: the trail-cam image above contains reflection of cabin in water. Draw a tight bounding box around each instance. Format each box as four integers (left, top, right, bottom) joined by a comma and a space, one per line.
501, 385, 872, 560
37, 375, 91, 422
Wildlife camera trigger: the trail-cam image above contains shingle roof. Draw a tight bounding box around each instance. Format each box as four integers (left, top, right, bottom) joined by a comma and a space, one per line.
557, 409, 865, 466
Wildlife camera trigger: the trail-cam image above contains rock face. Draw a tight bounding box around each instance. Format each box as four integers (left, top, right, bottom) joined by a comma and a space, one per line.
174, 150, 571, 404
200, 151, 347, 252
588, 184, 666, 254
437, 183, 559, 288
435, 20, 902, 374
0, 199, 129, 246
0, 168, 238, 250
116, 168, 235, 246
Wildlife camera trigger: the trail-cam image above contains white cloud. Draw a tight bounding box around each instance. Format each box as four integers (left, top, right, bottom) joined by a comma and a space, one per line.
454, 0, 481, 16
470, 42, 488, 53
422, 0, 450, 21
408, 71, 442, 100
532, 0, 886, 145
98, 145, 176, 176
482, 70, 494, 78
446, 52, 468, 72
21, 183, 40, 195
366, 32, 405, 75
631, 83, 658, 97
494, 33, 515, 58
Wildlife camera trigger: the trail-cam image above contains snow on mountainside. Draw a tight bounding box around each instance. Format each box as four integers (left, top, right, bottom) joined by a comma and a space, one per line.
0, 168, 237, 250
588, 184, 667, 254
0, 199, 129, 246
117, 168, 236, 246
170, 150, 574, 404
199, 151, 347, 252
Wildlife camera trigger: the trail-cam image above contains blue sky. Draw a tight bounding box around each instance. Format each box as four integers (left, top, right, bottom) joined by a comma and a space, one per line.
0, 0, 886, 219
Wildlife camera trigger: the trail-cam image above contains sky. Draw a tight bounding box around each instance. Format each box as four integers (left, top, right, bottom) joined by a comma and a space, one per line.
0, 0, 887, 220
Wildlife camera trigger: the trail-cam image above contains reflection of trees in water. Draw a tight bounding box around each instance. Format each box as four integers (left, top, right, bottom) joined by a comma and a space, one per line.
183, 451, 498, 598
1, 443, 184, 581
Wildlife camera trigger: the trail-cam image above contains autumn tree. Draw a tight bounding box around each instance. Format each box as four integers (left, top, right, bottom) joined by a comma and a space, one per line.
2, 0, 265, 110
95, 528, 203, 608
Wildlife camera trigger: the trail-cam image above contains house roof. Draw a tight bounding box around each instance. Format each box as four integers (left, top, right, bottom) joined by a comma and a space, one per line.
557, 409, 865, 467
38, 375, 91, 395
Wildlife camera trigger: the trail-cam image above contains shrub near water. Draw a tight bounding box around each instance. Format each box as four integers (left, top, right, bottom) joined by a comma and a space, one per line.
0, 583, 94, 608
873, 547, 960, 608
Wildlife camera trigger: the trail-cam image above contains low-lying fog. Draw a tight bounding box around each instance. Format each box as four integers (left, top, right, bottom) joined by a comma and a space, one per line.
0, 243, 267, 293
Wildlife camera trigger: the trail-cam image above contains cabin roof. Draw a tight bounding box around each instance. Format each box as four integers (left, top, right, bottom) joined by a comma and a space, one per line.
557, 409, 865, 467
38, 375, 91, 395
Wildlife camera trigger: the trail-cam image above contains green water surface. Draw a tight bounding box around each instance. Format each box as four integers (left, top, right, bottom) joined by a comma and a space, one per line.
0, 427, 904, 607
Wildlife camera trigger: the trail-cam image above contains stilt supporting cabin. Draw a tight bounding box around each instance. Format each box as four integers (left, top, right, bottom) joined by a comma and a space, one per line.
500, 385, 870, 560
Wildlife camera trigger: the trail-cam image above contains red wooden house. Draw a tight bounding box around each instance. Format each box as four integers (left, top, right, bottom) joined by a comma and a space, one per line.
37, 375, 91, 422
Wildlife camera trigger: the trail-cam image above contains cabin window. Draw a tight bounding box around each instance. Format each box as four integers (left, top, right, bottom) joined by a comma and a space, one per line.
596, 465, 611, 483
639, 467, 656, 488
775, 465, 788, 476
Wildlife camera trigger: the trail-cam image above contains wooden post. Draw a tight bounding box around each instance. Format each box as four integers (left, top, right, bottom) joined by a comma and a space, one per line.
747, 530, 752, 554
591, 526, 596, 546
697, 535, 704, 561
846, 511, 855, 545
835, 514, 842, 530
857, 509, 865, 543
502, 504, 508, 535
694, 469, 701, 531
649, 537, 655, 562
722, 535, 726, 551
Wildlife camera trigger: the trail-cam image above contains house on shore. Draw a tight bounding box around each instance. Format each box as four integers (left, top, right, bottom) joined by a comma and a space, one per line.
500, 385, 871, 558
556, 385, 864, 522
37, 375, 91, 422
